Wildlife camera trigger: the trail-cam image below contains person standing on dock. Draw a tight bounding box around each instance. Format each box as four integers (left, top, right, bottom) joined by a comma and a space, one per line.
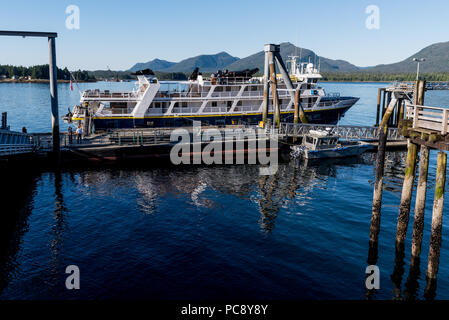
76, 124, 83, 144
68, 126, 73, 144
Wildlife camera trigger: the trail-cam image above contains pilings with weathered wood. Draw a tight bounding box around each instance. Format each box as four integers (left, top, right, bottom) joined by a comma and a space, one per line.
262, 48, 270, 127
292, 89, 307, 142
375, 88, 384, 126
293, 89, 299, 124
369, 125, 387, 244
411, 143, 430, 259
392, 80, 427, 249
371, 79, 449, 293
370, 89, 400, 244
426, 151, 447, 280
268, 52, 281, 128
414, 80, 426, 105
395, 141, 418, 247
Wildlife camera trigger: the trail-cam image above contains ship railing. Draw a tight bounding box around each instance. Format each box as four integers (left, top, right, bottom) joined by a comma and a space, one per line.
202, 107, 229, 113
325, 92, 341, 98
293, 101, 342, 109
207, 77, 260, 85
156, 91, 209, 99
156, 90, 292, 100
171, 107, 201, 114
83, 90, 138, 99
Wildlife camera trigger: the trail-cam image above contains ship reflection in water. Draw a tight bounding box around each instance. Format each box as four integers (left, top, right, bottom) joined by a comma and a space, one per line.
0, 152, 448, 300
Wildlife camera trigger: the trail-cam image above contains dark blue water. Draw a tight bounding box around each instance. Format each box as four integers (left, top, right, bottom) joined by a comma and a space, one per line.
0, 82, 448, 300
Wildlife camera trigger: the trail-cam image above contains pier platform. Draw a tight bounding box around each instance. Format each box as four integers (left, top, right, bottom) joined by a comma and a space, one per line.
23, 123, 406, 165
0, 129, 34, 159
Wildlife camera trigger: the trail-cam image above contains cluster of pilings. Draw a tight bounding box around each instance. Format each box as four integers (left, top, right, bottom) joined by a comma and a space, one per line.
374, 82, 423, 128
261, 44, 307, 129
369, 79, 448, 298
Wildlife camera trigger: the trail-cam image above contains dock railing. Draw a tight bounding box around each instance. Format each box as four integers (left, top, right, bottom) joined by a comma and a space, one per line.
0, 129, 35, 156
278, 123, 403, 141
406, 104, 449, 134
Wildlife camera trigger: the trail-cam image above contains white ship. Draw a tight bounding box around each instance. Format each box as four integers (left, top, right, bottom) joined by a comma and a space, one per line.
65, 55, 359, 131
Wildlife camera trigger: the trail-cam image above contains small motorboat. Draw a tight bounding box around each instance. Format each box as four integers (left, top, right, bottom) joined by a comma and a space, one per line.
291, 130, 374, 159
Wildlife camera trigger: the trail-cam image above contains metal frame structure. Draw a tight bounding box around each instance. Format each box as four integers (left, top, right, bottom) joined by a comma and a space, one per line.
278, 122, 403, 141
0, 30, 60, 159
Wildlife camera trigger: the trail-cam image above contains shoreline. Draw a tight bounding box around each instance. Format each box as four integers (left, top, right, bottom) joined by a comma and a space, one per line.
0, 79, 96, 83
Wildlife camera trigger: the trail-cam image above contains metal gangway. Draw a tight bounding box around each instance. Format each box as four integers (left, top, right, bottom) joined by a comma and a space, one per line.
389, 81, 449, 91
278, 123, 404, 141
0, 129, 35, 157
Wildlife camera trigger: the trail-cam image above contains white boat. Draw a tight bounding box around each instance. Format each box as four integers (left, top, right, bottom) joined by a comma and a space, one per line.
64, 54, 359, 131
291, 130, 374, 159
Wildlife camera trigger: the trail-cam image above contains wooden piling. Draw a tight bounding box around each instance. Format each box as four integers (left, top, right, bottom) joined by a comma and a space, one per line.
375, 88, 383, 126
380, 94, 396, 128
398, 100, 405, 125
426, 151, 447, 280
395, 141, 418, 247
395, 99, 402, 127
262, 50, 270, 127
369, 125, 387, 244
380, 89, 386, 120
268, 52, 280, 128
414, 80, 426, 106
293, 89, 299, 124
411, 143, 430, 258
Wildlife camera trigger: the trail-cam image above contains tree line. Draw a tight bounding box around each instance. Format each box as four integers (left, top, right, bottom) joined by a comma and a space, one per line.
321, 72, 449, 82
0, 65, 95, 81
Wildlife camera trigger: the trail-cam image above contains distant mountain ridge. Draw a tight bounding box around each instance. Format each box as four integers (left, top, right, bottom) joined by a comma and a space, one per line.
129, 59, 176, 72
128, 41, 449, 74
129, 52, 239, 73
364, 41, 449, 73
225, 42, 359, 73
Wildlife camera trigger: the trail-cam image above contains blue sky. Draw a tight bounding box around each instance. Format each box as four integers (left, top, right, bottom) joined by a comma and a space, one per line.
0, 0, 448, 70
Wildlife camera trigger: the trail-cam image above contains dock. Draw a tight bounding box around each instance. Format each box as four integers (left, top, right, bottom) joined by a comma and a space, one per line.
368, 79, 449, 299
0, 128, 34, 159
1, 121, 405, 165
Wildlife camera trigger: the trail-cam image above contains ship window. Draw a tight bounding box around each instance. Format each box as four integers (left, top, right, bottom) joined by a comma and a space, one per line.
155, 102, 161, 108
212, 101, 217, 107
215, 86, 223, 92
237, 101, 242, 106
227, 101, 232, 109
251, 86, 258, 91
306, 136, 314, 144
182, 102, 188, 108
226, 86, 231, 92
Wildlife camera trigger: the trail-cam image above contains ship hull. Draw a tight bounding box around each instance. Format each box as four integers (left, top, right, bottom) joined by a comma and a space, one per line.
91, 98, 357, 130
